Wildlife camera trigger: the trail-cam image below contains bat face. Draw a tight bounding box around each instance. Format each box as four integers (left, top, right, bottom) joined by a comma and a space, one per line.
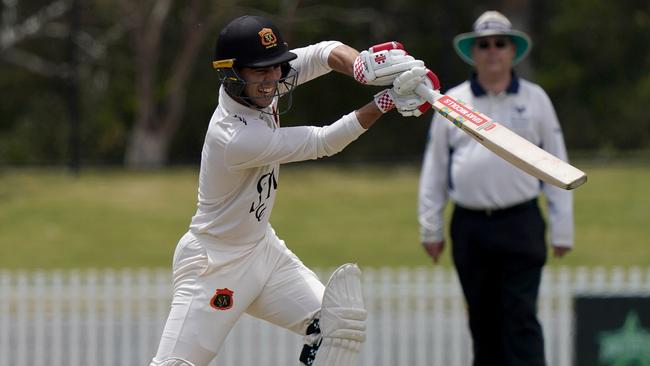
436, 95, 495, 131
415, 85, 587, 190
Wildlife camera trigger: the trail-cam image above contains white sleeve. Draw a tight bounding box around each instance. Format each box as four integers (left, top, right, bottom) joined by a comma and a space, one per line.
536, 88, 574, 247
224, 112, 365, 170
290, 41, 343, 86
418, 113, 451, 243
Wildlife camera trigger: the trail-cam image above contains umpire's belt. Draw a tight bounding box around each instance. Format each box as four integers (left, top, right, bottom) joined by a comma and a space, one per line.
454, 198, 538, 217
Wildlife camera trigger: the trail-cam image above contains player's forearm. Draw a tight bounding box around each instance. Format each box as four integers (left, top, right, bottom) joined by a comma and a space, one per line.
327, 44, 359, 77
354, 102, 383, 129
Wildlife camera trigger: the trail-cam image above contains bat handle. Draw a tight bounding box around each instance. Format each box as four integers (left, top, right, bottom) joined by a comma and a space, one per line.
415, 84, 442, 105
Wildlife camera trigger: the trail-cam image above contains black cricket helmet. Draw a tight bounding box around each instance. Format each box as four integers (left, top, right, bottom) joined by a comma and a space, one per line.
213, 15, 298, 112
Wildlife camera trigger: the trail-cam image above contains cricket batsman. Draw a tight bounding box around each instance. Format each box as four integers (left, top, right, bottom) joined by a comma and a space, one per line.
149, 15, 438, 366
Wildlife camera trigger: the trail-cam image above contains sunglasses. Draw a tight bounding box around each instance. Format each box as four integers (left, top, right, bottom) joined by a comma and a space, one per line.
476, 38, 510, 50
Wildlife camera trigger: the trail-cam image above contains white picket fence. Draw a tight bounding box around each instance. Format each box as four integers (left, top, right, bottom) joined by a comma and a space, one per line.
1, 266, 649, 366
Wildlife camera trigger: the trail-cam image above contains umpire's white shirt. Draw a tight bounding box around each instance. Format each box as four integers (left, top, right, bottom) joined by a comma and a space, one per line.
190, 41, 366, 245
418, 75, 574, 247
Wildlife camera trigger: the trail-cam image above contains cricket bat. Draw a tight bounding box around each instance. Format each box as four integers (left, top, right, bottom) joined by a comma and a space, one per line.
415, 84, 587, 190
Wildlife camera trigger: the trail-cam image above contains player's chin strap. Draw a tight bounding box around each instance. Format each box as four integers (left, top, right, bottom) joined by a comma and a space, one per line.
214, 60, 298, 115
300, 263, 367, 366
233, 80, 295, 117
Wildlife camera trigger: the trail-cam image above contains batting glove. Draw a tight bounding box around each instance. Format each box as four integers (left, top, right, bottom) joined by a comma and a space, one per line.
374, 88, 429, 115
373, 67, 441, 117
353, 41, 424, 86
393, 67, 440, 117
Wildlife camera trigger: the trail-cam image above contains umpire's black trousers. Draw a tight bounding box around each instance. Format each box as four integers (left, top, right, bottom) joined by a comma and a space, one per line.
450, 199, 547, 366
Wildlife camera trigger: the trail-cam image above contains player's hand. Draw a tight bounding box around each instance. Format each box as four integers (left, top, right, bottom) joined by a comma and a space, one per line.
373, 67, 440, 117
552, 245, 572, 258
373, 88, 427, 116
395, 67, 440, 95
393, 66, 440, 117
422, 241, 445, 264
353, 41, 424, 86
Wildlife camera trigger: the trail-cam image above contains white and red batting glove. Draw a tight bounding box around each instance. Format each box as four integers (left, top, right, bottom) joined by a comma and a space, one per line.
353, 41, 424, 86
373, 67, 441, 117
394, 67, 440, 117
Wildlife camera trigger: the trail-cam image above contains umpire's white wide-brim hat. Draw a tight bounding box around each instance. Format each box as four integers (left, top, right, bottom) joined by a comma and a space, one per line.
453, 10, 532, 66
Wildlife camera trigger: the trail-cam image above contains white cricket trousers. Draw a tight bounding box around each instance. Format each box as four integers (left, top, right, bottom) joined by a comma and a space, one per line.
150, 227, 325, 366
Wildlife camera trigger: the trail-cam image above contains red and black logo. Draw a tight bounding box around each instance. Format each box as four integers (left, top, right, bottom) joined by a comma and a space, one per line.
258, 28, 278, 48
210, 288, 234, 310
373, 54, 387, 64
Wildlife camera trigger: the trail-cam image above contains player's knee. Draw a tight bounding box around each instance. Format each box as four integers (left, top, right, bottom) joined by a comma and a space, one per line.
299, 264, 368, 365
299, 316, 322, 366
150, 357, 196, 366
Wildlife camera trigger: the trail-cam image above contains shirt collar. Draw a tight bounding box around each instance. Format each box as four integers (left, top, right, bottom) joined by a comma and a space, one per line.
469, 71, 520, 96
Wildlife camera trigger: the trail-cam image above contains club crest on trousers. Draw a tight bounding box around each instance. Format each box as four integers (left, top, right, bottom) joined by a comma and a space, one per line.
210, 288, 234, 310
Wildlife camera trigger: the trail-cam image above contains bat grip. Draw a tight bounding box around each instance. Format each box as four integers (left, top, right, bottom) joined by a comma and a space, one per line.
415, 84, 442, 105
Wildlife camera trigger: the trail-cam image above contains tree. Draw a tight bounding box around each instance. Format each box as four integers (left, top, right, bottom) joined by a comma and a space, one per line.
536, 0, 650, 151
0, 0, 128, 167
1, 0, 70, 77
119, 0, 226, 168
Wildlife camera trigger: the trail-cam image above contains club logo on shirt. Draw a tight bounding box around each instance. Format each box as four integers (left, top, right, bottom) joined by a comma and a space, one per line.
210, 288, 234, 310
511, 104, 531, 131
233, 114, 247, 125
250, 168, 278, 221
515, 105, 526, 115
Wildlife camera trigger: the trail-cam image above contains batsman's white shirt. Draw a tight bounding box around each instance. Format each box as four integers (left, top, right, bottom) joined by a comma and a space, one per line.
191, 41, 365, 245
418, 76, 574, 246
152, 41, 367, 366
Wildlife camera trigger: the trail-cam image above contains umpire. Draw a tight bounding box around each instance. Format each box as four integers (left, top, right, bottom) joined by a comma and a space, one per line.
417, 11, 575, 365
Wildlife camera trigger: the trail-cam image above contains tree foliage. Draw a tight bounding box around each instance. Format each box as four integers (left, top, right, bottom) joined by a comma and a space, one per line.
0, 0, 648, 167
535, 0, 650, 152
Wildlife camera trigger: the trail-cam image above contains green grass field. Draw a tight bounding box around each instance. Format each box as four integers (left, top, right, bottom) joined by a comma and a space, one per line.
0, 162, 648, 270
